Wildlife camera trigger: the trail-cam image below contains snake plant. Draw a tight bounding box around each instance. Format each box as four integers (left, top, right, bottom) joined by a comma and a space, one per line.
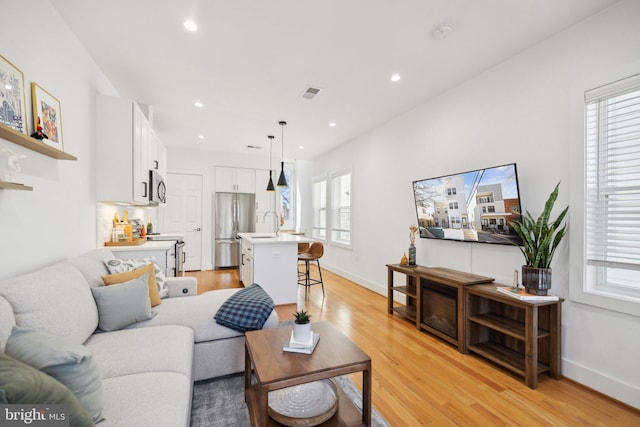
511, 182, 568, 269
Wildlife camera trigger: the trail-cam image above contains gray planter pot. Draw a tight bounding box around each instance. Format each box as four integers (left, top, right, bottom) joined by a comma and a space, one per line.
522, 266, 552, 296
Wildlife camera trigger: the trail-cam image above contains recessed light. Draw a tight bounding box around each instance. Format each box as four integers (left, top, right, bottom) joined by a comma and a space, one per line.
390, 74, 401, 82
198, 135, 204, 140
329, 122, 336, 127
298, 146, 305, 150
194, 101, 203, 108
184, 20, 198, 32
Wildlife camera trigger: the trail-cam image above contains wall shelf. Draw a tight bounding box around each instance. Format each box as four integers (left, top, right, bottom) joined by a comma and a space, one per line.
0, 124, 77, 161
0, 182, 33, 191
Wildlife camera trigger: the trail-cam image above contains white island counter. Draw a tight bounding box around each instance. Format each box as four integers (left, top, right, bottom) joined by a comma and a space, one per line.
237, 233, 315, 305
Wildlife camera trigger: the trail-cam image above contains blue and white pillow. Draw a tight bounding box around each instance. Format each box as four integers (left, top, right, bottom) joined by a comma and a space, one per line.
105, 257, 168, 298
214, 284, 274, 332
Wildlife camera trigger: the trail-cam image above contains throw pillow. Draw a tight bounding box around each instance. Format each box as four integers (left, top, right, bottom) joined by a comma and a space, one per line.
214, 283, 275, 332
105, 257, 168, 299
5, 326, 104, 424
102, 263, 161, 307
91, 274, 155, 332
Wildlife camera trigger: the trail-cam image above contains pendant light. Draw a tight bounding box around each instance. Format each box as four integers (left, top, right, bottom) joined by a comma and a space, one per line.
266, 135, 275, 192
277, 121, 288, 187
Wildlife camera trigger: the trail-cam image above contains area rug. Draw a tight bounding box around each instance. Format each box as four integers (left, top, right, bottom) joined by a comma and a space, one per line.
190, 373, 390, 427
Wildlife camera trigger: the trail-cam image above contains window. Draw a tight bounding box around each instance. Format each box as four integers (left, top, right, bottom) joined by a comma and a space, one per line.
487, 206, 495, 213
311, 177, 327, 240
331, 171, 352, 247
278, 165, 295, 230
447, 187, 457, 196
582, 73, 640, 314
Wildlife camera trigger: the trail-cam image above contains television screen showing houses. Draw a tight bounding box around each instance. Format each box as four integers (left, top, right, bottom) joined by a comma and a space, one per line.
412, 163, 524, 246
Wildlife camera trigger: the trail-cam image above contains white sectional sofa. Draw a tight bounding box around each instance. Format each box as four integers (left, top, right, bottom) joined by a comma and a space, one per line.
0, 248, 278, 427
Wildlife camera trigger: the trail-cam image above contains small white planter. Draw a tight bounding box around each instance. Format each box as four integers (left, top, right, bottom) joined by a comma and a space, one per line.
293, 322, 312, 343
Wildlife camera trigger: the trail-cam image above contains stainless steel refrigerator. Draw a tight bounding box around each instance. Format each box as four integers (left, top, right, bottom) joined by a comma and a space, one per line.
214, 192, 255, 268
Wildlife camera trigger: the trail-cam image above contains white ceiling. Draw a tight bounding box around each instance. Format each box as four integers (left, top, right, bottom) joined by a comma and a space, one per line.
50, 0, 617, 160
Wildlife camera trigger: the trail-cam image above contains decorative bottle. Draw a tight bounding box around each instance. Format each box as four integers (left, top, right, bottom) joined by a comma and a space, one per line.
408, 244, 416, 266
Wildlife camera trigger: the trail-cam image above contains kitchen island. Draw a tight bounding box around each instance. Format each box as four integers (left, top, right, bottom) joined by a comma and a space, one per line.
237, 233, 315, 305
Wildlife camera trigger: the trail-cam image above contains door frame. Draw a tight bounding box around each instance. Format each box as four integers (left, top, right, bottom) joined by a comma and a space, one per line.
164, 170, 207, 271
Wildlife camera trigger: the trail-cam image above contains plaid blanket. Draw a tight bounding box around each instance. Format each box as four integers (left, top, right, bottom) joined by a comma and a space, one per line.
214, 284, 275, 332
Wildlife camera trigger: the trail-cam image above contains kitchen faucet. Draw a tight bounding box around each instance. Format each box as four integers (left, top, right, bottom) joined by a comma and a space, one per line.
262, 210, 280, 236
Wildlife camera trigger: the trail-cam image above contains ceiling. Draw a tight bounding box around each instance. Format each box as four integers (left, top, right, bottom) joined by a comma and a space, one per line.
50, 0, 617, 160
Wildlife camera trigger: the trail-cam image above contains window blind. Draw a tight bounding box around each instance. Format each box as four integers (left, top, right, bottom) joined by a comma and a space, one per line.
585, 73, 640, 273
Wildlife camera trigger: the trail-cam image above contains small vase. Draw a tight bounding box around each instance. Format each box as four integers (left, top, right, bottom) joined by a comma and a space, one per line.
408, 244, 416, 266
293, 322, 312, 342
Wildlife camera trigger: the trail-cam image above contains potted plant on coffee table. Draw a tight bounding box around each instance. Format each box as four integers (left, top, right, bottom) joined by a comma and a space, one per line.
511, 182, 568, 296
293, 309, 312, 343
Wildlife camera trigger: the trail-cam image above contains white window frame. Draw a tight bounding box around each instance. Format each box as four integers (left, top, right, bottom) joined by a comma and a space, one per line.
330, 169, 353, 249
570, 70, 640, 317
311, 175, 327, 241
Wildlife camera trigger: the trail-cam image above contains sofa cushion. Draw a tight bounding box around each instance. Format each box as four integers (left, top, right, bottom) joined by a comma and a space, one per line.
6, 326, 104, 424
214, 284, 275, 332
0, 352, 94, 427
102, 263, 161, 307
124, 288, 262, 342
91, 274, 155, 332
105, 257, 169, 298
68, 248, 114, 288
83, 325, 194, 380
0, 261, 98, 344
0, 296, 15, 352
100, 372, 191, 427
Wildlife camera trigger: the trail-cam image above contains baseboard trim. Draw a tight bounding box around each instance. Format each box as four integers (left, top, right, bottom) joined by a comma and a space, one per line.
562, 359, 640, 409
320, 262, 387, 296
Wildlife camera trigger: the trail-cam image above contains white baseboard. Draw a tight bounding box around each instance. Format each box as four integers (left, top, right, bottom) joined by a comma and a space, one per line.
321, 262, 387, 296
562, 359, 640, 409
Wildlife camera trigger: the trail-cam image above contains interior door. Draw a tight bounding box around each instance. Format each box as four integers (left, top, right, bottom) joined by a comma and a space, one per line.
165, 172, 203, 271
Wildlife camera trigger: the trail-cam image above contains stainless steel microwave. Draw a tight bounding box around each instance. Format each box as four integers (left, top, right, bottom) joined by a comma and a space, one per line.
149, 170, 166, 205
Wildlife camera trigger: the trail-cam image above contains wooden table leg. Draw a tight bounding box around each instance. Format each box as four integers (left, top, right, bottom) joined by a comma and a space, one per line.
387, 268, 394, 314
362, 361, 372, 426
244, 344, 251, 402
525, 306, 539, 389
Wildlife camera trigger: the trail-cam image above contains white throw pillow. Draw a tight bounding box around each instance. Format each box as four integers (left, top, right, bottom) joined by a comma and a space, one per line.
105, 257, 168, 298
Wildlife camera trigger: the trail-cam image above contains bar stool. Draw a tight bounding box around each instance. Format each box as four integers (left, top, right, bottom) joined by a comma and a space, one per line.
297, 242, 324, 298
297, 242, 310, 283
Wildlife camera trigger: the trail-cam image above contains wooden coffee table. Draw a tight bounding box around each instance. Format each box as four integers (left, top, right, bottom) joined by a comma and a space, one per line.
244, 321, 372, 426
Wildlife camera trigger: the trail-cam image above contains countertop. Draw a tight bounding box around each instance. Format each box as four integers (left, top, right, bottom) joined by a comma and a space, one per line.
105, 241, 175, 251
237, 232, 315, 245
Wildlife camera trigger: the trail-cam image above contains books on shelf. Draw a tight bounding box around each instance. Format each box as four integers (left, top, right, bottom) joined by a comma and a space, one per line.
283, 331, 320, 354
496, 286, 559, 301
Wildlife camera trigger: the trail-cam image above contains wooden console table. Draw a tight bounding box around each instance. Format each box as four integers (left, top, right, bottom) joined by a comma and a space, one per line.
465, 284, 563, 389
386, 264, 493, 352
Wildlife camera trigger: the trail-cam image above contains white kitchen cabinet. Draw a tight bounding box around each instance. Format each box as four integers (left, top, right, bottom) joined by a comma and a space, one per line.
215, 167, 255, 193
96, 95, 157, 205
240, 238, 253, 285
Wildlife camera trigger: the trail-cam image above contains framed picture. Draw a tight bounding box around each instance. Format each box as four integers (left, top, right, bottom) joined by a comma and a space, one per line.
0, 54, 28, 134
31, 82, 64, 150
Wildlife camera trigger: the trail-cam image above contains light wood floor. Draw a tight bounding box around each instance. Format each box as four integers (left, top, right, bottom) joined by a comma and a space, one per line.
187, 267, 640, 426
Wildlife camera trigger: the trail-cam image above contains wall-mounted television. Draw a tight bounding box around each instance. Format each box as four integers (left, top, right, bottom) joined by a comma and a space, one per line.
412, 163, 523, 245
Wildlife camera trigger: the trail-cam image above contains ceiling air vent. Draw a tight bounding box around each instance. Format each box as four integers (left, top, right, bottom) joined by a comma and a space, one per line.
301, 86, 321, 100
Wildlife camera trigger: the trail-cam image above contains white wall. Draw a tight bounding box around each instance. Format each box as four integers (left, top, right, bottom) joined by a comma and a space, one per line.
0, 1, 117, 280
311, 1, 640, 408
